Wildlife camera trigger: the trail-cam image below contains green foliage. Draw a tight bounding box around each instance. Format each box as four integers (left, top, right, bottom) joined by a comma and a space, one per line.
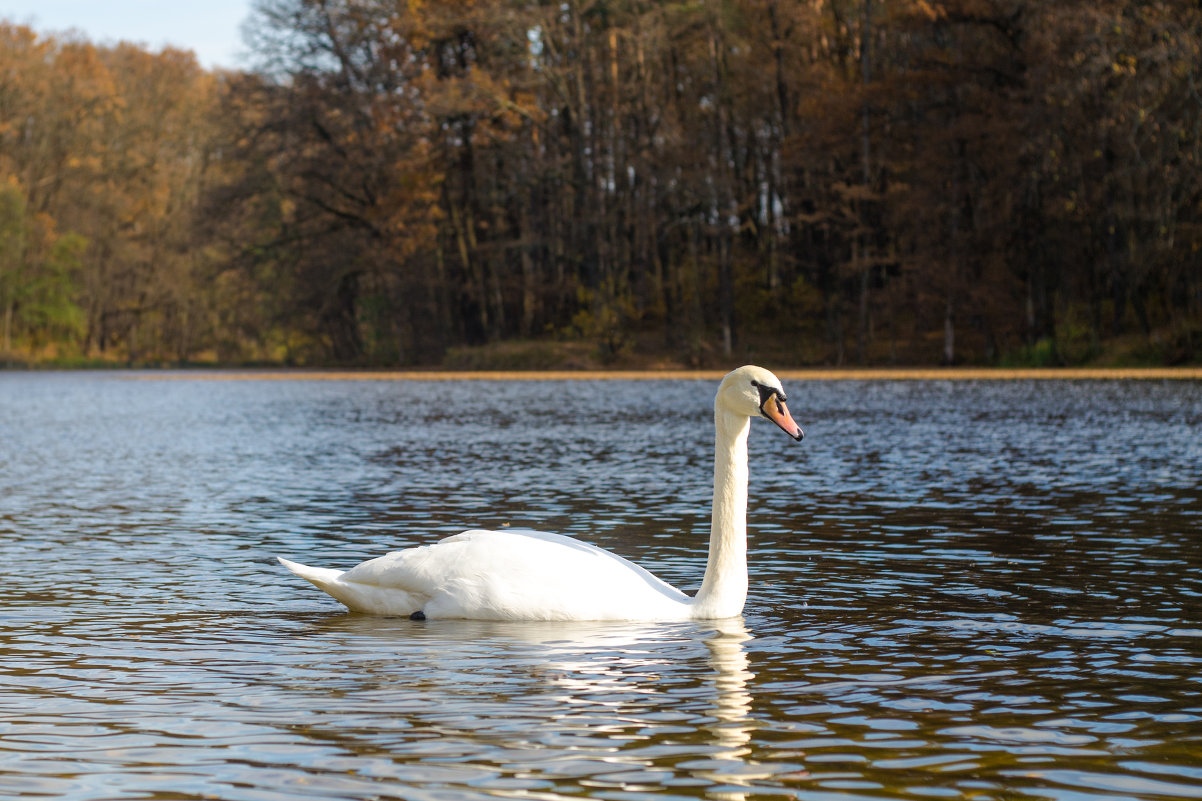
30, 232, 88, 343
0, 182, 25, 265
570, 283, 638, 364
1001, 338, 1059, 369
0, 179, 86, 353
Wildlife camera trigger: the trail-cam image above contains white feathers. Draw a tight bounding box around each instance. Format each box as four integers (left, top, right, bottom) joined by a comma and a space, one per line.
281, 530, 690, 621
278, 365, 800, 621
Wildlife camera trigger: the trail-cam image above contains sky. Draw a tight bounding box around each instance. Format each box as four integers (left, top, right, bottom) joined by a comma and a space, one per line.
0, 0, 254, 70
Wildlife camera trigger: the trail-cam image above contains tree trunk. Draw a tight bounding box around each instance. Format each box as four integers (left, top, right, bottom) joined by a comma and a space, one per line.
324, 271, 363, 363
448, 200, 489, 341
708, 9, 736, 358
719, 235, 734, 357
857, 0, 873, 364
2, 301, 12, 356
943, 294, 955, 365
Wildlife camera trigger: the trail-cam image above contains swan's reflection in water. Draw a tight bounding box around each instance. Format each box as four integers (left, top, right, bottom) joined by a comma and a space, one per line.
699, 619, 803, 800
706, 619, 755, 754
301, 614, 780, 796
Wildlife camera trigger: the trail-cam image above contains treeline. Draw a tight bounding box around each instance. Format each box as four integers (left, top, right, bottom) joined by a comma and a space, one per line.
2, 1, 1200, 367
0, 26, 220, 362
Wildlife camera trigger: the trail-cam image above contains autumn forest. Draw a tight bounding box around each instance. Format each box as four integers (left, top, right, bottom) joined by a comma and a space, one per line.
1, 0, 1200, 368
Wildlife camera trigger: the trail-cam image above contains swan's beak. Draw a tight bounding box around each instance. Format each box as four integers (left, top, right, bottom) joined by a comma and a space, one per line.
762, 395, 804, 441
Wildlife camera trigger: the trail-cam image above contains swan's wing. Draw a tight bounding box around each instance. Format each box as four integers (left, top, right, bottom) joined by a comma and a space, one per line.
340, 529, 691, 621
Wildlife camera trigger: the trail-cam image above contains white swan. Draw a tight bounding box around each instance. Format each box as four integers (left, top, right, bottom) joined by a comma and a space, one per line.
278, 365, 803, 621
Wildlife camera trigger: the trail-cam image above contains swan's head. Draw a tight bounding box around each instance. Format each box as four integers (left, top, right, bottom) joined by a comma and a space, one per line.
717, 366, 804, 441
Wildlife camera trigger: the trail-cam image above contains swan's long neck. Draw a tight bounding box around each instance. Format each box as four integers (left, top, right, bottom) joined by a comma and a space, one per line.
693, 406, 750, 618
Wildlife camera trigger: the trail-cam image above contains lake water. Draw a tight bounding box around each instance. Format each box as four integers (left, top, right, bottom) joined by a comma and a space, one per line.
1, 371, 1200, 801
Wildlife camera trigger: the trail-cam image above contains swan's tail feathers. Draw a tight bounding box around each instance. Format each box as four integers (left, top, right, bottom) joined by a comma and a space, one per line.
278, 556, 344, 590
277, 556, 426, 616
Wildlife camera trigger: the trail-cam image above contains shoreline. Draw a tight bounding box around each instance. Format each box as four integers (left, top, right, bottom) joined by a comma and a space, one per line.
123, 366, 1202, 381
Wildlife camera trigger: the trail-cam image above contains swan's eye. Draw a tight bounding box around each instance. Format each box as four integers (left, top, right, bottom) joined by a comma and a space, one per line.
753, 382, 777, 410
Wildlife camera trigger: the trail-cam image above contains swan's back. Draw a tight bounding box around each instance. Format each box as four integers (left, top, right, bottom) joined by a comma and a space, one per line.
288, 529, 692, 621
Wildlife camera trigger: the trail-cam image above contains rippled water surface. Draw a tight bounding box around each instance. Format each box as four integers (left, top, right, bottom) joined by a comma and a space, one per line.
2, 372, 1200, 801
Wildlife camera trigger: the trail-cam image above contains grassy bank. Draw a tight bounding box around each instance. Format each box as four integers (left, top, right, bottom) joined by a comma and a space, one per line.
135, 366, 1202, 381
5, 326, 1200, 375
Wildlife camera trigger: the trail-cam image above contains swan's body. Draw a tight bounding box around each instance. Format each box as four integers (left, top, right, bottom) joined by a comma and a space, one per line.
280, 529, 692, 620
279, 365, 803, 621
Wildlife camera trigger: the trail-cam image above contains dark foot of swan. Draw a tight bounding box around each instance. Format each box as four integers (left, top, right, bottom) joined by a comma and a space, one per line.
409, 610, 426, 621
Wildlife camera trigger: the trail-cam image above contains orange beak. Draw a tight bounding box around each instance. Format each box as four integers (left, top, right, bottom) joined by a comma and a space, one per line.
762, 394, 804, 441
